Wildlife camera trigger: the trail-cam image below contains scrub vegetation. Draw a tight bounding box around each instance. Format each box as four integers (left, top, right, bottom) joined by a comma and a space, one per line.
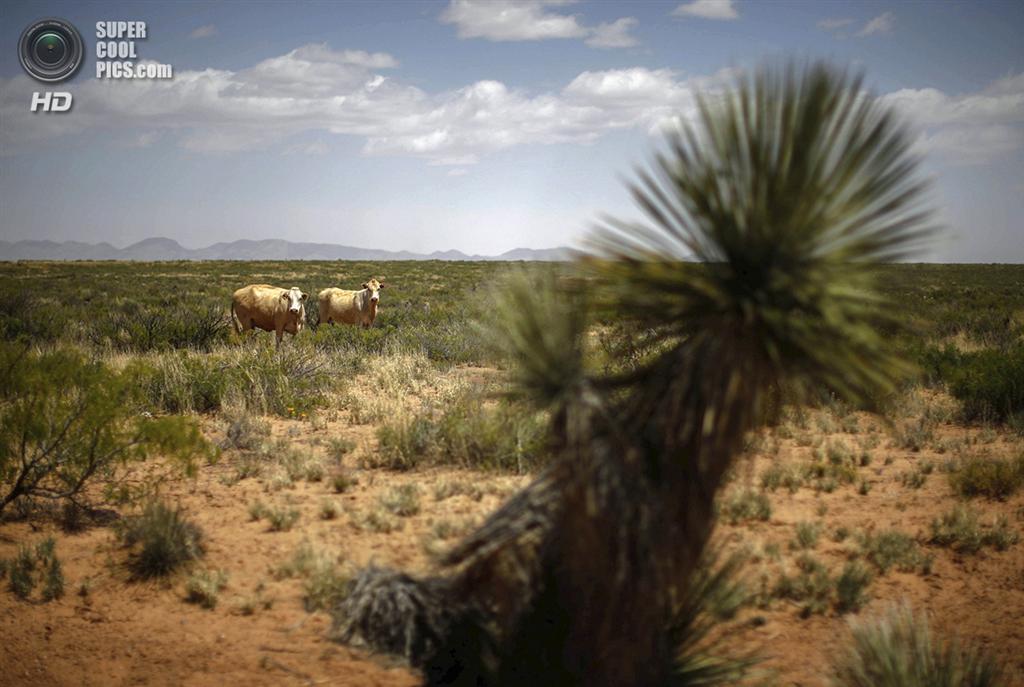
2, 63, 1023, 686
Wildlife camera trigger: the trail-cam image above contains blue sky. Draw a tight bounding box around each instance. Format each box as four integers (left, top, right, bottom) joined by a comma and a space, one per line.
1, 0, 1022, 260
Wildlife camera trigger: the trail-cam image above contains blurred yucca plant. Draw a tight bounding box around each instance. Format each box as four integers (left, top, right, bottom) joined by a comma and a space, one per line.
336, 62, 933, 686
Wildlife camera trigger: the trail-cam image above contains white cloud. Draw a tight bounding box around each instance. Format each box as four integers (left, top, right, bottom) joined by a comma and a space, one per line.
2, 42, 1019, 168
447, 167, 469, 176
817, 17, 854, 31
671, 0, 739, 21
440, 0, 587, 41
857, 11, 895, 36
189, 24, 217, 39
585, 17, 639, 49
440, 1, 638, 49
881, 75, 1024, 165
0, 44, 710, 162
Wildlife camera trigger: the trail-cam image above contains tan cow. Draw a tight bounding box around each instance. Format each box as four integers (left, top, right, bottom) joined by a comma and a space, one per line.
318, 278, 385, 328
231, 284, 308, 348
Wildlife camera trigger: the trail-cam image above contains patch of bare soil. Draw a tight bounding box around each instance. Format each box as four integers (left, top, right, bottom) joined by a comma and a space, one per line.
2, 390, 1023, 686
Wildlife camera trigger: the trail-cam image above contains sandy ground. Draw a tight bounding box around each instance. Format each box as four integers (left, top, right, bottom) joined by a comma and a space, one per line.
2, 391, 1023, 686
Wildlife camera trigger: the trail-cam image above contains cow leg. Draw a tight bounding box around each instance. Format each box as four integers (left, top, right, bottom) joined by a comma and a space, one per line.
275, 326, 285, 350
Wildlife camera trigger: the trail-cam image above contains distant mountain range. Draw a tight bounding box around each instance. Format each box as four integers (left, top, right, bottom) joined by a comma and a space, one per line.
0, 237, 573, 262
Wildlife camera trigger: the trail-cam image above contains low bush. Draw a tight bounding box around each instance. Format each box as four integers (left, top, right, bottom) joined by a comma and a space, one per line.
331, 470, 357, 494
792, 521, 822, 550
0, 345, 210, 516
858, 530, 930, 574
760, 463, 804, 493
134, 346, 336, 416
185, 569, 228, 609
4, 537, 64, 601
266, 506, 300, 532
835, 561, 873, 614
90, 303, 229, 352
320, 499, 341, 520
327, 437, 357, 462
946, 346, 1024, 423
222, 410, 271, 451
274, 542, 349, 612
773, 554, 832, 617
117, 500, 204, 578
832, 605, 1004, 687
379, 484, 421, 517
720, 489, 771, 524
303, 564, 349, 612
950, 455, 1024, 499
929, 505, 1019, 554
375, 393, 548, 473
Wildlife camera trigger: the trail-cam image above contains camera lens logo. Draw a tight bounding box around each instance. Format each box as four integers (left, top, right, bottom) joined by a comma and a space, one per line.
19, 18, 84, 82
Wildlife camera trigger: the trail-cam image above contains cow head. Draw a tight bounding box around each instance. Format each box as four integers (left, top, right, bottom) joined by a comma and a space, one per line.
282, 287, 308, 315
362, 278, 385, 304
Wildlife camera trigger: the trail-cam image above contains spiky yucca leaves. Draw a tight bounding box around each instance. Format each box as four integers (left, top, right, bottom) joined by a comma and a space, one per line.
589, 62, 931, 423
479, 268, 589, 411
667, 550, 759, 685
831, 605, 1003, 687
337, 63, 932, 687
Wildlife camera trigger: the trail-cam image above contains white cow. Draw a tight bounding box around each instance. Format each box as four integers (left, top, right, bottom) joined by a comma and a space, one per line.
231, 284, 307, 348
318, 278, 385, 328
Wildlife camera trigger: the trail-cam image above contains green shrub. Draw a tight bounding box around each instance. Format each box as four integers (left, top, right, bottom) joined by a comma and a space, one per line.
376, 394, 548, 473
858, 530, 929, 574
331, 470, 357, 494
950, 455, 1024, 499
720, 489, 771, 524
0, 291, 65, 343
91, 304, 229, 352
434, 395, 548, 472
320, 499, 341, 520
760, 463, 804, 493
379, 484, 421, 517
792, 521, 822, 550
0, 345, 211, 516
117, 500, 204, 578
832, 605, 1004, 687
3, 538, 64, 601
773, 554, 832, 617
222, 410, 271, 450
273, 542, 349, 612
327, 437, 356, 462
41, 551, 65, 601
930, 505, 1019, 554
185, 569, 228, 609
893, 419, 934, 453
135, 347, 336, 416
266, 507, 299, 532
303, 564, 349, 612
947, 346, 1024, 423
248, 500, 268, 521
835, 561, 872, 614
7, 545, 37, 599
901, 467, 928, 489
375, 416, 437, 470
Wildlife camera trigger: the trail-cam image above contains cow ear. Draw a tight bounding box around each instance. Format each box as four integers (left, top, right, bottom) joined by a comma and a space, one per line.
362, 282, 368, 289
301, 292, 308, 300
379, 282, 385, 289
281, 292, 289, 299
